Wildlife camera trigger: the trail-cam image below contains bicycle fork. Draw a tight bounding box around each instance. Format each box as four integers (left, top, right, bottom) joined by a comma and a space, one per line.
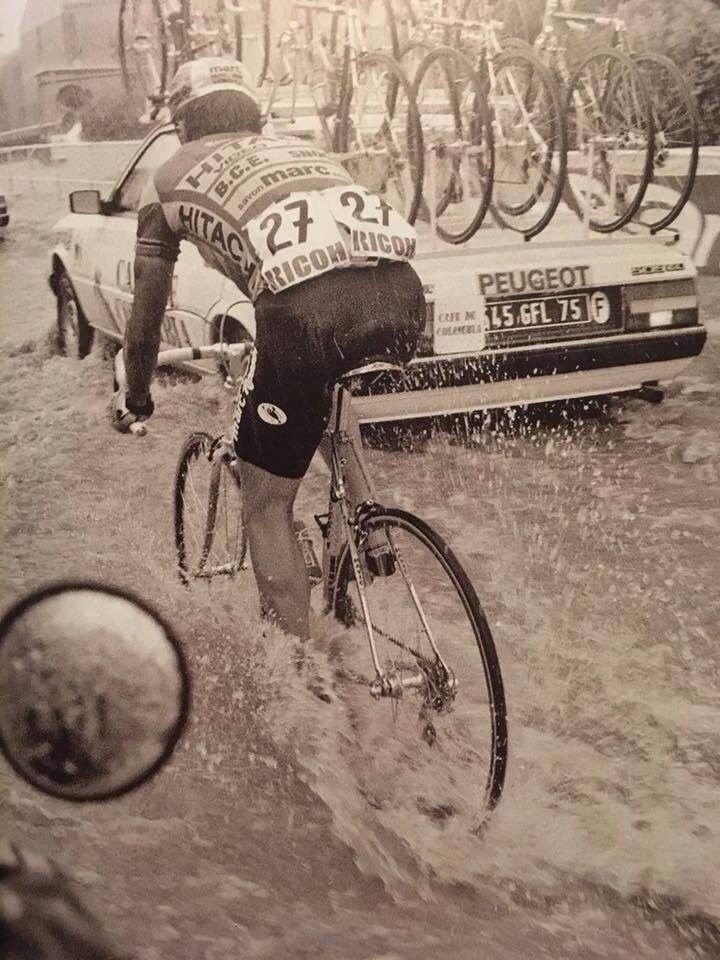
328, 441, 455, 702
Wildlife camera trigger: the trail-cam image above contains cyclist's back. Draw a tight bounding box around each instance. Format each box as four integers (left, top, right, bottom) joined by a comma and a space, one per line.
143, 129, 357, 301
142, 127, 420, 304
119, 56, 426, 642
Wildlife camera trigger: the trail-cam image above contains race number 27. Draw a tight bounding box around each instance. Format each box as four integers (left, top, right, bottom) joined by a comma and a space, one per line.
257, 198, 314, 255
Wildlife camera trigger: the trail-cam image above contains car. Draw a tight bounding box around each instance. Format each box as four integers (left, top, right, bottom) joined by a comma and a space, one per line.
49, 123, 707, 423
0, 192, 8, 238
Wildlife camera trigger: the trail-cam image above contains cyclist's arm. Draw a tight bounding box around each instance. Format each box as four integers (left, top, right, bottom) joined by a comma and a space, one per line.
124, 180, 180, 410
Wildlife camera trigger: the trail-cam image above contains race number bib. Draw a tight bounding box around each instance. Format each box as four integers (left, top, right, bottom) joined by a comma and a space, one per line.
244, 186, 417, 294
324, 185, 417, 262
244, 191, 351, 294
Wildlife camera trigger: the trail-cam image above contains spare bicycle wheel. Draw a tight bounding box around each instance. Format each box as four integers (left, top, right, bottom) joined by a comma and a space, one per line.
566, 48, 655, 233
174, 432, 246, 585
336, 52, 424, 224
632, 52, 700, 233
118, 0, 169, 108
332, 507, 508, 817
413, 46, 494, 243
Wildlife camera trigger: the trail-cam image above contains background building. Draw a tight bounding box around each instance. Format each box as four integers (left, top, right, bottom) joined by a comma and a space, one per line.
0, 0, 121, 140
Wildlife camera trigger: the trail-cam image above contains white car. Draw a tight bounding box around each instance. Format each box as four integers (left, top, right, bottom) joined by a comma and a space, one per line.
49, 124, 707, 423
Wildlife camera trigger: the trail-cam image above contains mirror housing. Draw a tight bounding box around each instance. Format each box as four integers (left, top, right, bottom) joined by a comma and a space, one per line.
0, 582, 191, 802
69, 189, 103, 215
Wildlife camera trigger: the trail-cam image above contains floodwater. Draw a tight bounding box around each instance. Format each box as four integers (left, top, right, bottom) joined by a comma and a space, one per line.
1, 162, 719, 959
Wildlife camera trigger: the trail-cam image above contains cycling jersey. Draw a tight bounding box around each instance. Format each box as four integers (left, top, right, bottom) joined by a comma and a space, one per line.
135, 129, 425, 479
137, 132, 417, 301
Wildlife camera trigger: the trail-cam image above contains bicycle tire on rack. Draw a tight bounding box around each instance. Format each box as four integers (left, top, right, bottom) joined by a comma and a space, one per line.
487, 46, 567, 239
566, 47, 655, 234
398, 39, 433, 86
413, 46, 494, 244
335, 51, 425, 224
332, 507, 508, 813
632, 52, 700, 233
118, 0, 169, 103
174, 432, 246, 585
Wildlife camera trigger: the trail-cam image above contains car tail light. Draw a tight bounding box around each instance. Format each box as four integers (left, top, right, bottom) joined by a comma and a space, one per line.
624, 279, 698, 331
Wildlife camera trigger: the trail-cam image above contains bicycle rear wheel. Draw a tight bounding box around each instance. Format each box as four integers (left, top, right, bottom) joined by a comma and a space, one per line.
118, 0, 169, 107
174, 432, 247, 585
488, 48, 567, 239
633, 52, 700, 233
413, 46, 494, 244
332, 507, 507, 815
566, 48, 654, 233
336, 52, 424, 224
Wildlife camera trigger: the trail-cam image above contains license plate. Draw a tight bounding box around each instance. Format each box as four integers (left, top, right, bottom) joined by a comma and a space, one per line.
486, 291, 609, 331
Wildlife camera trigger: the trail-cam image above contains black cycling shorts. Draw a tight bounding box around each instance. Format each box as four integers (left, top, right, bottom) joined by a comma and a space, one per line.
232, 261, 426, 479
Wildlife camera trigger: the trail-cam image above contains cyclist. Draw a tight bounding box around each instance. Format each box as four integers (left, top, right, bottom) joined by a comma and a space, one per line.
111, 57, 426, 645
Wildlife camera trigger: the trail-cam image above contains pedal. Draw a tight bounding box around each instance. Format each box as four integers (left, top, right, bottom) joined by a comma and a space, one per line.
314, 513, 330, 539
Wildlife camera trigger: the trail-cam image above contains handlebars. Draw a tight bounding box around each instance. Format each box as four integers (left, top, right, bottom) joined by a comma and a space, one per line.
113, 342, 253, 436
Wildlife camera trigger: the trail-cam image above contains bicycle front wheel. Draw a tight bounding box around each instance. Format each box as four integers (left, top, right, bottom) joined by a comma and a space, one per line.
633, 52, 700, 233
566, 48, 654, 233
414, 46, 495, 244
489, 48, 567, 239
336, 52, 424, 224
118, 0, 169, 107
174, 432, 247, 585
332, 507, 507, 815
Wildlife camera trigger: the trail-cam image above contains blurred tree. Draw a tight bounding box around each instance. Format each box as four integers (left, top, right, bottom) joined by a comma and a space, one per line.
523, 0, 720, 142
621, 0, 720, 143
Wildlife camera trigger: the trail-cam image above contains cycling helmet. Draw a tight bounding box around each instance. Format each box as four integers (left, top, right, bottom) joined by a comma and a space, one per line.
167, 56, 259, 121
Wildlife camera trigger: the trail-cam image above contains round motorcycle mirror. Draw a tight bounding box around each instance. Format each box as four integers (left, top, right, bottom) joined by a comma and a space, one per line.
0, 582, 190, 802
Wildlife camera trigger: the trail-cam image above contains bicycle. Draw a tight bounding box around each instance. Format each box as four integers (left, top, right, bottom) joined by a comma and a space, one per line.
443, 1, 568, 240
534, 0, 698, 233
114, 341, 508, 814
119, 0, 270, 119
266, 0, 425, 224
392, 1, 565, 242
410, 46, 495, 244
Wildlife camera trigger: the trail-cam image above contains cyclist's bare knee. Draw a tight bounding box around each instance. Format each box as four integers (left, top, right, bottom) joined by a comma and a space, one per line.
239, 459, 301, 520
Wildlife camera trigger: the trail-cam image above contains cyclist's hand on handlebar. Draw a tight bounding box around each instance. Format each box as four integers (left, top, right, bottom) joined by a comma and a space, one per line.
110, 389, 154, 435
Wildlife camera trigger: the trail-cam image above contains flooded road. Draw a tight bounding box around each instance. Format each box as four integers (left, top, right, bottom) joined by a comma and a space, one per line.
1, 170, 718, 958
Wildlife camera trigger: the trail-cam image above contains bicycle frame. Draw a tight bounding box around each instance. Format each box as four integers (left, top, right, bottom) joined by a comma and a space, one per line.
319, 374, 452, 698
535, 0, 628, 84
265, 0, 369, 151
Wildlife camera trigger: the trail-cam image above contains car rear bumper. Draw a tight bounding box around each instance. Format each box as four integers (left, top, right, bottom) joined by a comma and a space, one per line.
349, 327, 707, 422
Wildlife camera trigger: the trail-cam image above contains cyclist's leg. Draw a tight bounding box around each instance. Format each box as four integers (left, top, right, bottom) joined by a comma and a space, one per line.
234, 264, 425, 639
320, 260, 426, 509
238, 459, 310, 639
232, 293, 331, 640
